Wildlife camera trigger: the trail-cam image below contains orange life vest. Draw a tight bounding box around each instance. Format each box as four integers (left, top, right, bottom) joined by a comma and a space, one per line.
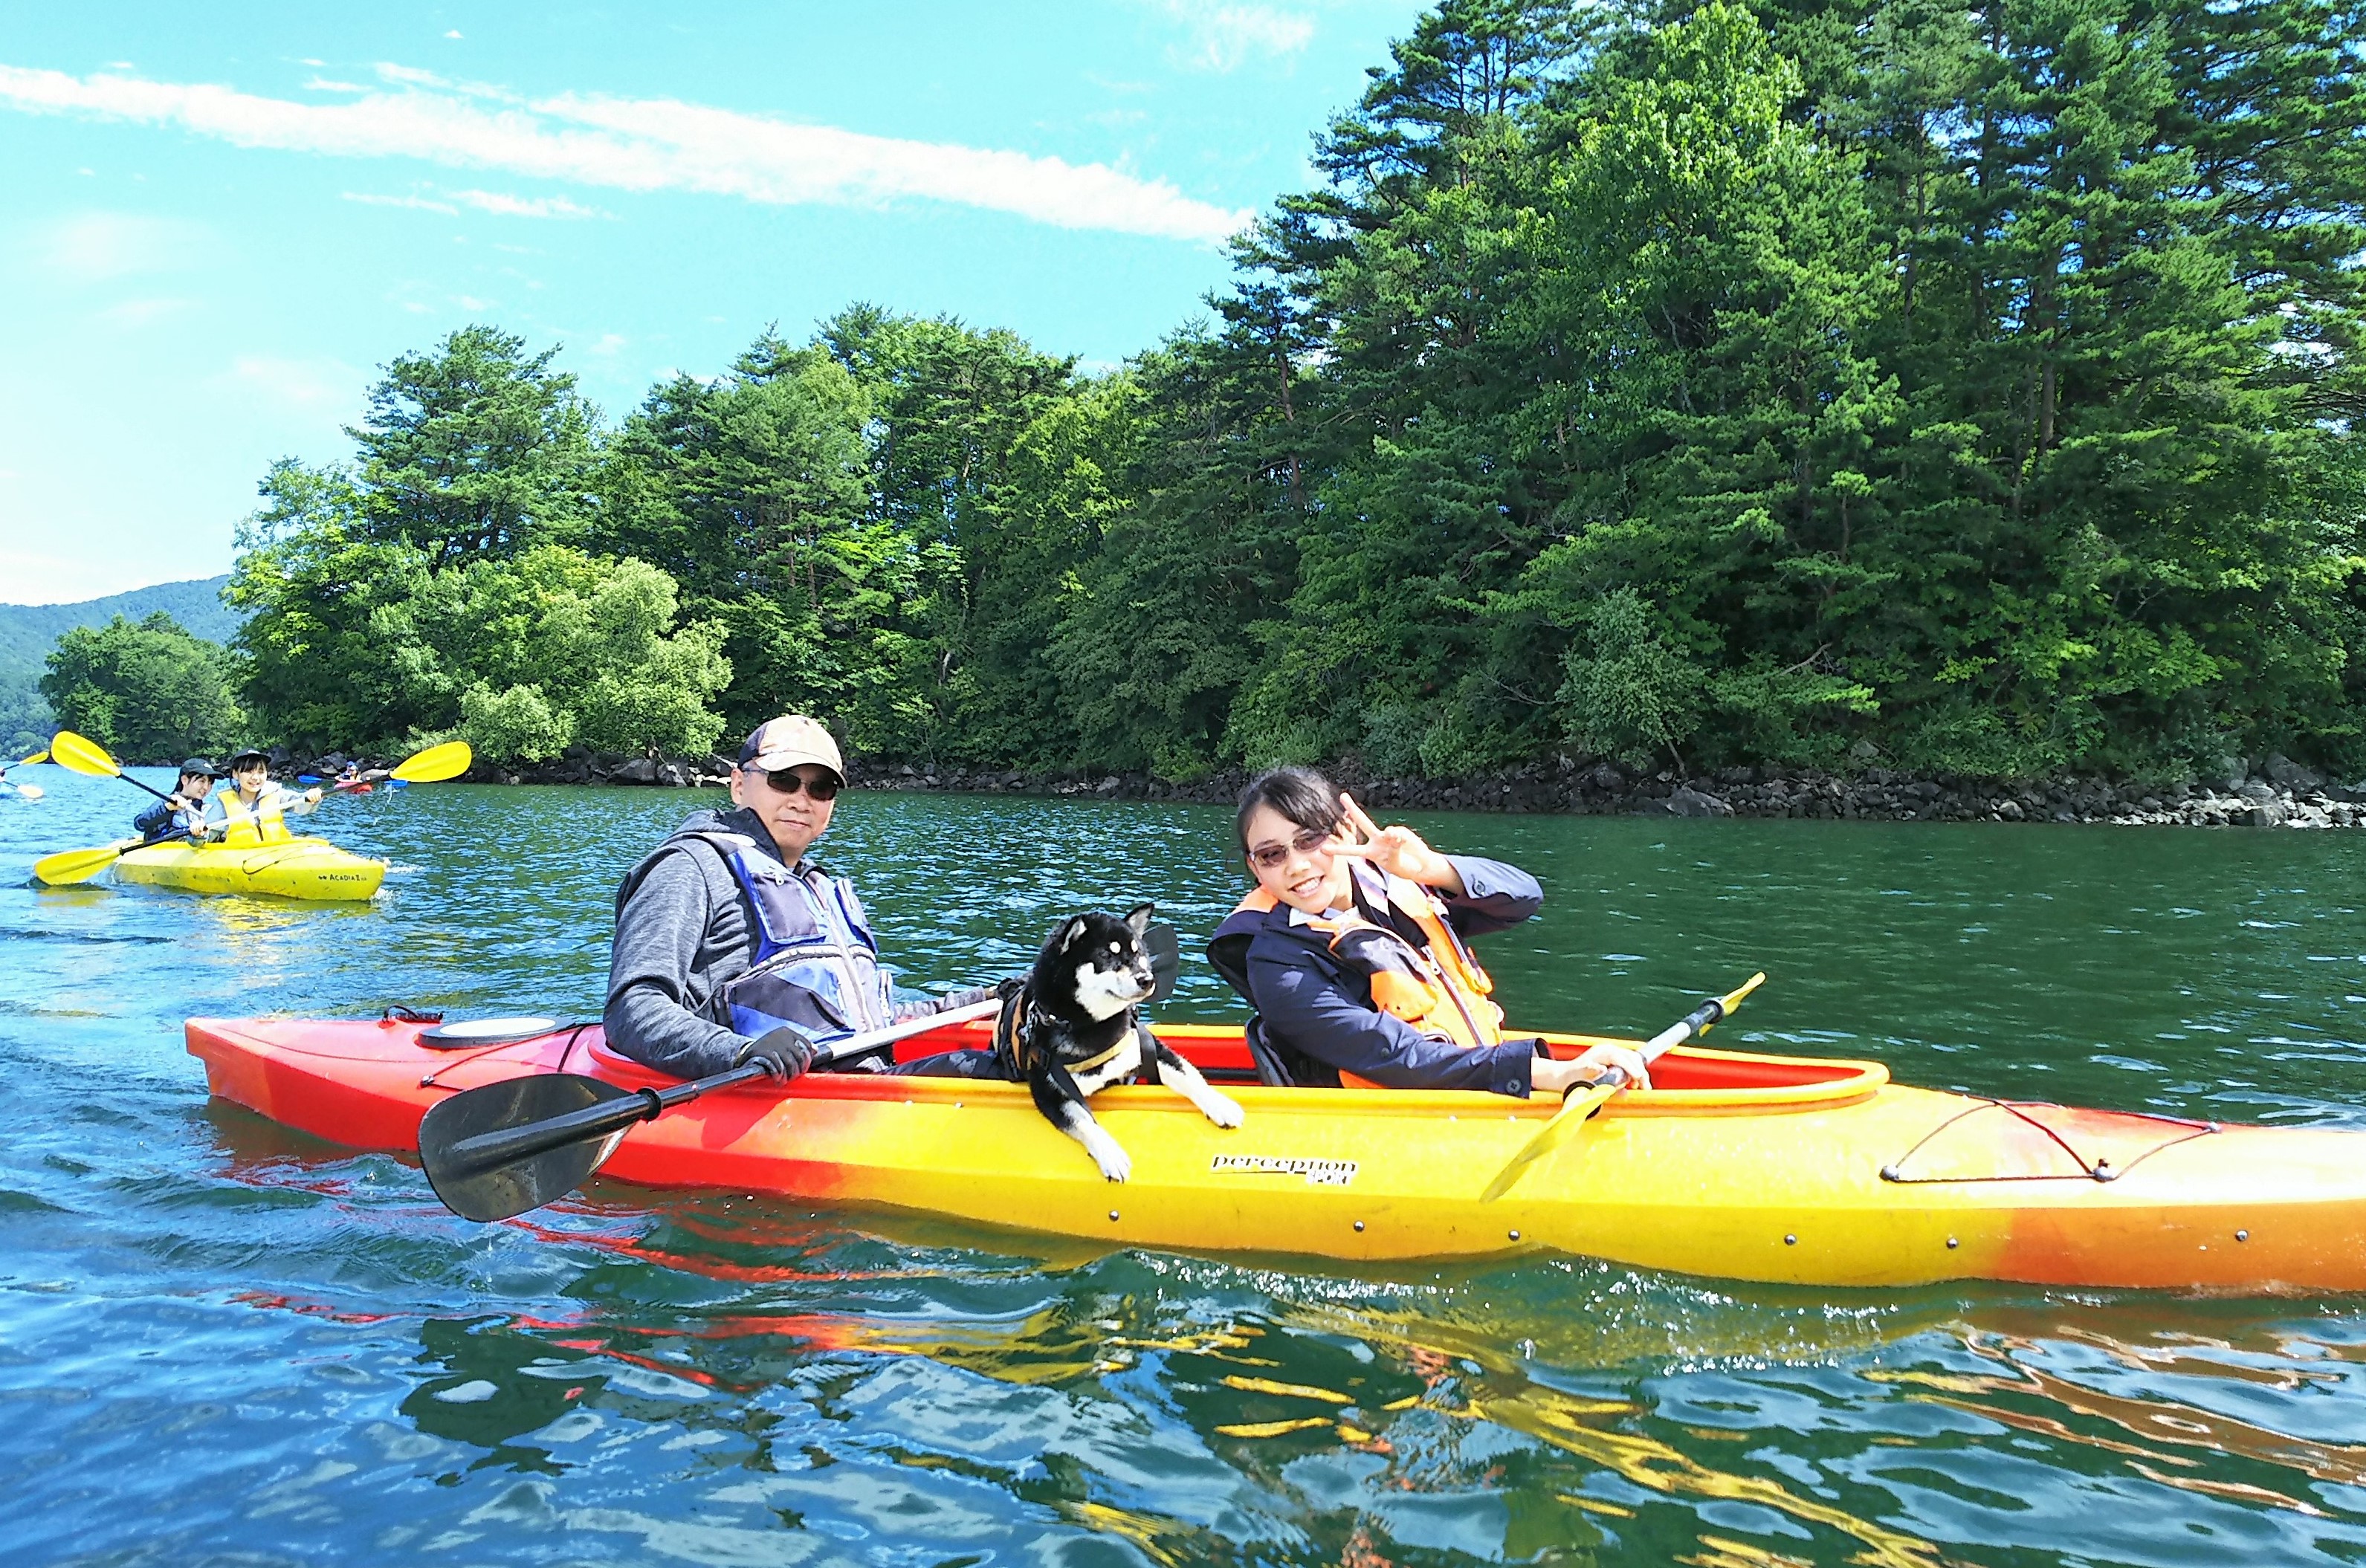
1232, 866, 1504, 1085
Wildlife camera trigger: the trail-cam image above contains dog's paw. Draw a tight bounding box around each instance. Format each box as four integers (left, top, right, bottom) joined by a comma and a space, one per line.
1083, 1125, 1133, 1183
1202, 1092, 1244, 1130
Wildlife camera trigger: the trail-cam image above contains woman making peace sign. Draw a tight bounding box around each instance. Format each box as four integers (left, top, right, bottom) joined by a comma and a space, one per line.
1206, 766, 1649, 1097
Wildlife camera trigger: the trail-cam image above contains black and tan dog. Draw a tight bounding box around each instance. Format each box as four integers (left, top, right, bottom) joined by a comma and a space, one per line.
995, 903, 1242, 1181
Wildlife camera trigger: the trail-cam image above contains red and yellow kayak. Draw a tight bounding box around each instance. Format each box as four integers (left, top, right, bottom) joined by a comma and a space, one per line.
184, 1014, 2366, 1292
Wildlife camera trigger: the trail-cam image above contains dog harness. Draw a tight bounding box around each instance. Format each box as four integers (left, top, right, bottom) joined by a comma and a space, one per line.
991, 983, 1163, 1095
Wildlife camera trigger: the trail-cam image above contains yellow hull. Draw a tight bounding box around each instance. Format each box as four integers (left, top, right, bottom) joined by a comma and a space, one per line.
184, 1015, 2366, 1291
118, 835, 386, 901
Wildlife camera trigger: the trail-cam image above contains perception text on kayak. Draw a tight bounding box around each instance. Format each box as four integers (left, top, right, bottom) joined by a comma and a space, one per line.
1209, 1154, 1358, 1187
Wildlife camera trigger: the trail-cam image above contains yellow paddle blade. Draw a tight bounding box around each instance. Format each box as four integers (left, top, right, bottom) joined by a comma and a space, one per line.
1715, 971, 1768, 1020
49, 730, 123, 778
13, 783, 42, 800
1478, 972, 1770, 1203
17, 748, 48, 765
390, 740, 472, 784
33, 839, 139, 886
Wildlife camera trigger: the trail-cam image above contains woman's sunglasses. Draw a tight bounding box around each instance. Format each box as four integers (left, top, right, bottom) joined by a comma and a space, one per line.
1247, 825, 1339, 872
760, 768, 841, 800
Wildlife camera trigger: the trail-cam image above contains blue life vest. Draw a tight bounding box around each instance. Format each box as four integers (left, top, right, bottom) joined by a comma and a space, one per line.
687, 831, 895, 1046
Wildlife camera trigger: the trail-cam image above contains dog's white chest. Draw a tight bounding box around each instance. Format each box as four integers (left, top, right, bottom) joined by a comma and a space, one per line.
1069, 1035, 1143, 1095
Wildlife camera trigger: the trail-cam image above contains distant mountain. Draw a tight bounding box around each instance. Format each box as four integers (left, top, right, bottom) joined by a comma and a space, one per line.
0, 575, 244, 752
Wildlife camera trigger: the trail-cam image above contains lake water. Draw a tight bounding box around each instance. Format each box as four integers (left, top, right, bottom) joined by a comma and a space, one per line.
6, 770, 2366, 1566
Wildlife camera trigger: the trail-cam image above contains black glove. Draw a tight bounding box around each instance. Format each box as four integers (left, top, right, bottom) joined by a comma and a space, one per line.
734, 1026, 816, 1081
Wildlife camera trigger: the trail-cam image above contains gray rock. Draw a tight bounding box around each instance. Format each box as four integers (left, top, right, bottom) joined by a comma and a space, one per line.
2264, 754, 2322, 791
656, 760, 690, 787
612, 757, 659, 785
1669, 785, 1734, 818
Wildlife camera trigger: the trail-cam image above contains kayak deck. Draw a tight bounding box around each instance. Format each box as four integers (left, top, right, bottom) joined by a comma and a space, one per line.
118, 835, 386, 901
184, 1014, 2366, 1292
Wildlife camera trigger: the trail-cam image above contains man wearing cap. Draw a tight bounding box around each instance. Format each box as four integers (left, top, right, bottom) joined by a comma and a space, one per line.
198, 748, 323, 843
134, 759, 222, 842
606, 715, 993, 1084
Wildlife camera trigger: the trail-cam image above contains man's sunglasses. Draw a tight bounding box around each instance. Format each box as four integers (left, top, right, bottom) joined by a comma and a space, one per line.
1247, 825, 1339, 872
757, 768, 841, 800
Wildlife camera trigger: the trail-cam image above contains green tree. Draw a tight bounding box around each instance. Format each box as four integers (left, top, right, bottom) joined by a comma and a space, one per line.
381, 546, 732, 764
351, 323, 599, 570
40, 612, 242, 762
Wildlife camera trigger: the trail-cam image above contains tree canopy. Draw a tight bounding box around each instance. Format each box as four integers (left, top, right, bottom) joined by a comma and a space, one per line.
40, 613, 242, 763
224, 0, 2366, 783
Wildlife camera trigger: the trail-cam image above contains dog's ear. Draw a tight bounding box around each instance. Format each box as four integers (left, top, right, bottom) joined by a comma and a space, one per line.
1123, 902, 1155, 938
1050, 915, 1089, 952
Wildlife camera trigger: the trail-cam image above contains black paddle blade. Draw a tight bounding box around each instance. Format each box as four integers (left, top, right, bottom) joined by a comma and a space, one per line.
1145, 921, 1180, 1002
419, 1072, 641, 1223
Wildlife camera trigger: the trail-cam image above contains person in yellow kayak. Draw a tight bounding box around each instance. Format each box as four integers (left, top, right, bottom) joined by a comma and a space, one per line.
606, 714, 995, 1084
197, 748, 323, 844
1206, 766, 1649, 1096
132, 757, 222, 841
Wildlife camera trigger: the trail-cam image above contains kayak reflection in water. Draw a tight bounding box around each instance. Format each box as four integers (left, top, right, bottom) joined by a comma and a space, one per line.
604, 714, 998, 1086
1206, 766, 1649, 1097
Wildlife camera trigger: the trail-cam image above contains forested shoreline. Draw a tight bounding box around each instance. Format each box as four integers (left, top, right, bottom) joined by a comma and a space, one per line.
55, 0, 2366, 790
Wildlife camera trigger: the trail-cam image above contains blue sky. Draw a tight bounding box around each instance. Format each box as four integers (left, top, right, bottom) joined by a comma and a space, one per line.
0, 1, 1426, 604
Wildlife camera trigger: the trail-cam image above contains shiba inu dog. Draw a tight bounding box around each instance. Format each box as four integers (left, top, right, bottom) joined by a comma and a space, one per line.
995, 902, 1243, 1181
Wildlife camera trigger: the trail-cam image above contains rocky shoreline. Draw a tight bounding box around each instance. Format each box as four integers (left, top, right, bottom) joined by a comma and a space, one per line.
255, 743, 2366, 830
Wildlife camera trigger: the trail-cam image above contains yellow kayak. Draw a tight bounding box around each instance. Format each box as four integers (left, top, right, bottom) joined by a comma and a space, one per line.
184, 1014, 2366, 1291
118, 835, 387, 901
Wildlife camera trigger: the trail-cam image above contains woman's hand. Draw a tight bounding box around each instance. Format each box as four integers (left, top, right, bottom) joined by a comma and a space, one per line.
1328, 794, 1465, 892
1531, 1043, 1653, 1098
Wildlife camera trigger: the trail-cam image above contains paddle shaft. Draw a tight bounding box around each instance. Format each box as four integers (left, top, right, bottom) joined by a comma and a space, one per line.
1477, 973, 1766, 1202
442, 1064, 771, 1173
436, 997, 1005, 1176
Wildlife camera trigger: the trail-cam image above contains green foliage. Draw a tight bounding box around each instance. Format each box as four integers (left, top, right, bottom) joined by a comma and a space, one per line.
220, 1, 2366, 784
349, 324, 598, 569
39, 613, 242, 762
387, 547, 732, 763
230, 331, 729, 762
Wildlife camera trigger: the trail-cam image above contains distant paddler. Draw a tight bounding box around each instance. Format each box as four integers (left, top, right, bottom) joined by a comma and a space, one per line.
607, 713, 998, 1086
197, 748, 321, 845
132, 758, 222, 841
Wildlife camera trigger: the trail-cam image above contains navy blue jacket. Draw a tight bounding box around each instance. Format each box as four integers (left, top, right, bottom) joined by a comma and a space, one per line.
1206, 855, 1544, 1095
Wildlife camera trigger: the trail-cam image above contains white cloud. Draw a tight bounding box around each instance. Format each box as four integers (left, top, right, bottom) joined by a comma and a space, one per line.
95, 296, 192, 328
306, 77, 368, 94
451, 188, 605, 218
1154, 2, 1316, 71
219, 353, 365, 409
36, 211, 207, 279
0, 61, 1250, 242
444, 30, 463, 39
342, 185, 603, 218
343, 189, 460, 214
